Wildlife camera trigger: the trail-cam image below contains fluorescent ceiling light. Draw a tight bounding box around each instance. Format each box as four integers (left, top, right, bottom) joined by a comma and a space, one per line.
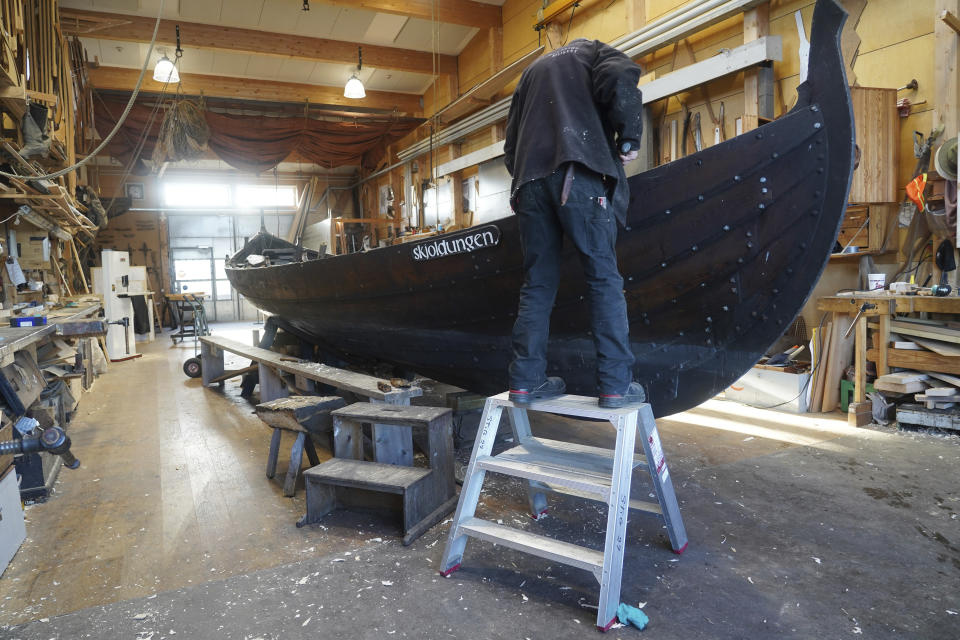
153, 55, 180, 84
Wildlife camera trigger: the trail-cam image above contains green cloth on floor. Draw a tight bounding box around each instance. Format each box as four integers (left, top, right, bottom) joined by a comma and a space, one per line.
617, 603, 649, 630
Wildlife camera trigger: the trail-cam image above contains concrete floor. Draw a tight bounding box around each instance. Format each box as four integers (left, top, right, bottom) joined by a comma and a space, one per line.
1, 323, 959, 639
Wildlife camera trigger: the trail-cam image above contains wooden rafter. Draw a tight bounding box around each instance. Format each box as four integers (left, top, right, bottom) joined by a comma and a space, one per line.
58, 11, 130, 35
88, 66, 423, 114
60, 8, 457, 75
311, 0, 498, 28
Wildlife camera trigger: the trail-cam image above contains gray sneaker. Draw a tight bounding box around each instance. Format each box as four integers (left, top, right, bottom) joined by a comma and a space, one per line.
599, 382, 646, 408
509, 377, 566, 404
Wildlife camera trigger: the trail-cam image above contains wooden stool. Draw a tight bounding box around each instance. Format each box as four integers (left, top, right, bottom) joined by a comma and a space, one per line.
256, 396, 346, 497
298, 403, 458, 545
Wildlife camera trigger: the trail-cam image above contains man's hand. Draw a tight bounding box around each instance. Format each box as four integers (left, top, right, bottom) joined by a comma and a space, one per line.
619, 149, 638, 165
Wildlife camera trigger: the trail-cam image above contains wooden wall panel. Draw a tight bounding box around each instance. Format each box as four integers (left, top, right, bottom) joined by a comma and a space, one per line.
501, 0, 540, 64
856, 35, 935, 193
935, 0, 960, 140
459, 29, 492, 91
849, 87, 898, 203
858, 0, 934, 53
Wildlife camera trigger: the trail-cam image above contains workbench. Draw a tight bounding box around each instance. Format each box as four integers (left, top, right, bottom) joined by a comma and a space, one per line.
0, 303, 102, 498
818, 294, 960, 418
0, 304, 102, 366
200, 335, 423, 467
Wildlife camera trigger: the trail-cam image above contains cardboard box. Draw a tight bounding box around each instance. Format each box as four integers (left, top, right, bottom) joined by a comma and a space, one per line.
726, 367, 811, 414
17, 234, 50, 270
0, 466, 27, 576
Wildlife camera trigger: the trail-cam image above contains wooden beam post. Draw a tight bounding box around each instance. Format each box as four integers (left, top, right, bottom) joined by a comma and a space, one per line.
854, 313, 867, 403
452, 170, 465, 229
936, 0, 960, 139
489, 26, 503, 74
627, 0, 646, 30
491, 121, 505, 146
877, 310, 891, 376
742, 3, 772, 132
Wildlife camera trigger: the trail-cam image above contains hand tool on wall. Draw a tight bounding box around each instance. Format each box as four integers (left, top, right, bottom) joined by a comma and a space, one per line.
714, 102, 725, 145
692, 112, 703, 152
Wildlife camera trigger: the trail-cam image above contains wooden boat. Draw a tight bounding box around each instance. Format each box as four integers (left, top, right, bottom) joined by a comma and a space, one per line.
227, 0, 854, 417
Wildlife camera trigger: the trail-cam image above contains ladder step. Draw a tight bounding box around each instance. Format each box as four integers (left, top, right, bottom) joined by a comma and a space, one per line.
477, 437, 646, 499
458, 517, 604, 574
528, 481, 663, 514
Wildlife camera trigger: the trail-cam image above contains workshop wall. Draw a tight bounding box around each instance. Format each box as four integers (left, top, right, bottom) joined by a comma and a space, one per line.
93, 174, 169, 297
405, 0, 939, 340
411, 0, 935, 196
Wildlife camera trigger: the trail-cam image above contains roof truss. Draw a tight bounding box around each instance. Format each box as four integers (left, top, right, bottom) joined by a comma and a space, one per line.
61, 8, 458, 76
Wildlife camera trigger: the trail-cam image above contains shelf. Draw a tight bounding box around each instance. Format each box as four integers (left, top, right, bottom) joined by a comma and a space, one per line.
829, 250, 892, 263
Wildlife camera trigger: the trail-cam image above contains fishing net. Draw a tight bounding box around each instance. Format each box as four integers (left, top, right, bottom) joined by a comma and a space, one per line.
152, 98, 210, 166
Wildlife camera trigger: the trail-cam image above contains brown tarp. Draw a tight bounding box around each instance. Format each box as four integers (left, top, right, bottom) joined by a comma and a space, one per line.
94, 95, 423, 174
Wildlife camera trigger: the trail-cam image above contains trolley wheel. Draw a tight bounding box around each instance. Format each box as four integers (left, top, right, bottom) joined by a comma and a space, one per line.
183, 357, 202, 378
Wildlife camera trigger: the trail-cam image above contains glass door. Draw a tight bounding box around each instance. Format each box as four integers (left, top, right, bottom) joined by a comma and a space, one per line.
171, 246, 227, 322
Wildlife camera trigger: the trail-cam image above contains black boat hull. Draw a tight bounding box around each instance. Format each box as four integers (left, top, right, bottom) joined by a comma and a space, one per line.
227, 0, 854, 417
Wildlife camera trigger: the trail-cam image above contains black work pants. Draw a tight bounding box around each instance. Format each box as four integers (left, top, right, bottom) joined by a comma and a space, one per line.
508, 163, 634, 394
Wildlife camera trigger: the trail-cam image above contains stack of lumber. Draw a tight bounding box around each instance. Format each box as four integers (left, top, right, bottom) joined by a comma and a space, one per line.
807, 314, 855, 413
892, 368, 960, 433
0, 0, 22, 90
3, 0, 77, 172
0, 141, 96, 237
888, 319, 960, 359
914, 387, 960, 409
0, 1, 98, 308
67, 36, 95, 157
873, 371, 931, 394
873, 317, 960, 400
874, 368, 960, 419
22, 0, 59, 97
865, 317, 960, 377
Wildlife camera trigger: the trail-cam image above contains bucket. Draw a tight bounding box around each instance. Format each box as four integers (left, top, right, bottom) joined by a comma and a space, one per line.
868, 273, 886, 291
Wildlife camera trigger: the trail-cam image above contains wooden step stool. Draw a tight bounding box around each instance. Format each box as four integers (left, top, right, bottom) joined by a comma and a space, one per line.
439, 392, 687, 631
297, 403, 458, 545
256, 395, 346, 497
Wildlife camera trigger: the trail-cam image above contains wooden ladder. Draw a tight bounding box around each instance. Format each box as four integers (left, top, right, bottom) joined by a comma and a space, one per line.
439, 392, 687, 631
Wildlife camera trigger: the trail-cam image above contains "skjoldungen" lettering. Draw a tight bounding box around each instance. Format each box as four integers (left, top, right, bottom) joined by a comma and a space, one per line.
411, 226, 500, 261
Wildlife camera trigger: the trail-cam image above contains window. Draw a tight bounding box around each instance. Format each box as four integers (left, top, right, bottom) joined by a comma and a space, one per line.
175, 259, 212, 281
423, 179, 454, 228
164, 183, 231, 208
235, 185, 297, 209
163, 183, 298, 210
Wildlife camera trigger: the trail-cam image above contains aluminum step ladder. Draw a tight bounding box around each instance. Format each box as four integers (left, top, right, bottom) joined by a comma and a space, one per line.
439, 392, 687, 631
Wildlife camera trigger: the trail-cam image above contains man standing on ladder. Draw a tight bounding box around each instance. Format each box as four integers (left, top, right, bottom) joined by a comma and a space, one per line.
505, 39, 646, 408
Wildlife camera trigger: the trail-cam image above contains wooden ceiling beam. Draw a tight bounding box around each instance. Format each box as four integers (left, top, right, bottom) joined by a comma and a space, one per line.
311, 0, 499, 29
61, 8, 457, 76
88, 66, 423, 115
